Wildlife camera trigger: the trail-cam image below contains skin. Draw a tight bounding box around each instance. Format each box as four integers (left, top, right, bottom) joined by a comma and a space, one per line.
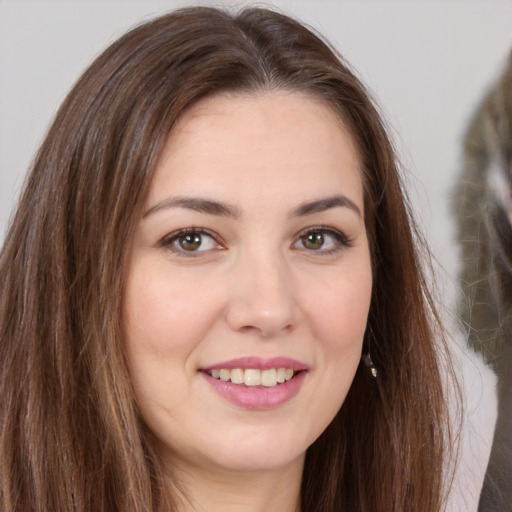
123, 90, 373, 512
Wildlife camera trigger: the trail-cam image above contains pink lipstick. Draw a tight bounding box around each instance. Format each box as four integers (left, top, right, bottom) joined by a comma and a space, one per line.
199, 357, 308, 410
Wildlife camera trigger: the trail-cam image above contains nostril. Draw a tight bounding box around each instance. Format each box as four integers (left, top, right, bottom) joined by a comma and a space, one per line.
225, 301, 299, 337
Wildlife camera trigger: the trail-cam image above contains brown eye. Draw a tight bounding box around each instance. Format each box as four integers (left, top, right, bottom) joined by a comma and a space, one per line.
161, 229, 222, 256
178, 233, 202, 251
302, 232, 324, 250
293, 227, 351, 254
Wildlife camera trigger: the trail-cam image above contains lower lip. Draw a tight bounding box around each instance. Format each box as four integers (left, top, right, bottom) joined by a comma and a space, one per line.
201, 371, 307, 410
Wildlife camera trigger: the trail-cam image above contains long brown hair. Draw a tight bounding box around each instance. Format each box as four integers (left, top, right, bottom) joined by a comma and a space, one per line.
0, 7, 451, 511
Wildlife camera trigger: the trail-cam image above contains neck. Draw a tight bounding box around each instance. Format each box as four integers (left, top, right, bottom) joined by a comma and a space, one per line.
162, 456, 304, 512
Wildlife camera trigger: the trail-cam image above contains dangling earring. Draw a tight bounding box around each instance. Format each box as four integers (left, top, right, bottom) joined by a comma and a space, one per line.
362, 352, 378, 378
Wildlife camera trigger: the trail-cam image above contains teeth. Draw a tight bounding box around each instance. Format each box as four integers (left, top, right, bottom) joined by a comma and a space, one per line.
207, 367, 297, 387
244, 369, 261, 386
230, 368, 244, 384
261, 369, 277, 387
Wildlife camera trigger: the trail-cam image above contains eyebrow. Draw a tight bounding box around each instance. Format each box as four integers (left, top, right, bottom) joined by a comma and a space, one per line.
144, 196, 242, 218
144, 193, 361, 219
291, 195, 362, 218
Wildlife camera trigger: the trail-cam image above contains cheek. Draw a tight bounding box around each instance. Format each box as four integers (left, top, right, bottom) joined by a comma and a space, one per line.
303, 264, 372, 352
296, 264, 372, 443
123, 259, 224, 357
122, 260, 228, 429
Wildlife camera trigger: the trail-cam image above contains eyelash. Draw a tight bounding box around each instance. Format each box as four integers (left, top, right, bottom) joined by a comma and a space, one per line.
293, 226, 353, 255
160, 226, 352, 257
160, 227, 224, 257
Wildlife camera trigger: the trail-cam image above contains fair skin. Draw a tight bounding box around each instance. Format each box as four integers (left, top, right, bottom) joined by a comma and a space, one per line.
123, 90, 373, 512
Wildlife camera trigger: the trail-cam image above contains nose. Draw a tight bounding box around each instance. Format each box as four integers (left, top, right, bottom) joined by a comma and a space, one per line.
225, 250, 301, 338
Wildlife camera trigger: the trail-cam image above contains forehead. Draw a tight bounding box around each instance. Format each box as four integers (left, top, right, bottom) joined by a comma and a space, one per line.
149, 90, 363, 212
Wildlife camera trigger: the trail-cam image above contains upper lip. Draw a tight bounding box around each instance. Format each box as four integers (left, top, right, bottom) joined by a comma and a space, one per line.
200, 356, 309, 371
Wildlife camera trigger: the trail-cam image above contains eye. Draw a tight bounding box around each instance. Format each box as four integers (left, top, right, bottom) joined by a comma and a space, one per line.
161, 228, 223, 256
293, 227, 351, 254
301, 232, 327, 250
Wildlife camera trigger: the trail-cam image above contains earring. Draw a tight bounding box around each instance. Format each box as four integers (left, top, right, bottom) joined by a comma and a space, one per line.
362, 352, 378, 378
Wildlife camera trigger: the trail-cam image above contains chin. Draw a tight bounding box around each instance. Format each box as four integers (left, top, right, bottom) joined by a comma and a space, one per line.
200, 425, 311, 474
209, 447, 306, 475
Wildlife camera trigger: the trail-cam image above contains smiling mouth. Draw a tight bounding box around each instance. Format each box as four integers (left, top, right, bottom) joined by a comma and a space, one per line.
204, 368, 300, 387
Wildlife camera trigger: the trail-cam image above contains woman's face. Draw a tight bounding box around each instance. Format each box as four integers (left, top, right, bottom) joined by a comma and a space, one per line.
123, 91, 372, 477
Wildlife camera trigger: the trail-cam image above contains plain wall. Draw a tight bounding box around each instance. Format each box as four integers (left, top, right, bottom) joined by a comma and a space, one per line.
1, 0, 512, 311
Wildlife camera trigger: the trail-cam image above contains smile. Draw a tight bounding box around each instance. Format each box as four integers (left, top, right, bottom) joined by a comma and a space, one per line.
200, 357, 309, 409
205, 368, 297, 387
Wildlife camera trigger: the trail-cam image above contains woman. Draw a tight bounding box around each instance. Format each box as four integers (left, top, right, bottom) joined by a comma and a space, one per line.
0, 6, 456, 511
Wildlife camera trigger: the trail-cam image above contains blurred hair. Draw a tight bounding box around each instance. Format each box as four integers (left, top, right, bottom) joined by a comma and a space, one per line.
454, 50, 512, 511
0, 7, 451, 511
